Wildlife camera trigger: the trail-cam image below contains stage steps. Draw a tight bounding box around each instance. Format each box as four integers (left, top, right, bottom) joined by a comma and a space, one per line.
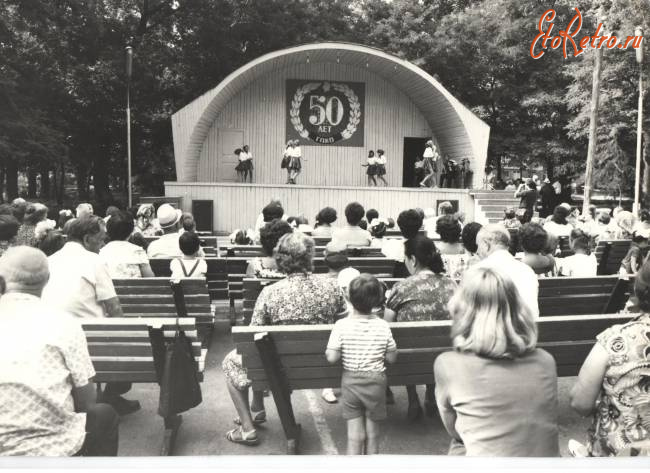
470, 190, 520, 224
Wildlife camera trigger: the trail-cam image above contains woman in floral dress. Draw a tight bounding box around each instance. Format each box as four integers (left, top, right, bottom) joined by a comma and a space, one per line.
570, 260, 650, 456
384, 235, 457, 421
222, 232, 347, 446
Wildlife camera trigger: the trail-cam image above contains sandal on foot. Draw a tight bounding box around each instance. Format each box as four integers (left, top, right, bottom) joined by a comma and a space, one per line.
226, 427, 259, 446
233, 409, 266, 426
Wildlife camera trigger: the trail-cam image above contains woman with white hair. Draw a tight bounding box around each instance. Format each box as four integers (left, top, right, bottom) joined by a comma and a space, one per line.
434, 266, 559, 456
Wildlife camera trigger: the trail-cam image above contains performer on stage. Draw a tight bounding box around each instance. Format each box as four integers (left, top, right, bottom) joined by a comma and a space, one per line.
234, 148, 244, 182
281, 140, 292, 184
239, 145, 254, 183
376, 149, 388, 187
420, 140, 439, 188
362, 150, 377, 186
288, 139, 303, 184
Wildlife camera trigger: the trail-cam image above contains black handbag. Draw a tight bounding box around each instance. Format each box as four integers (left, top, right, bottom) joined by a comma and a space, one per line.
281, 155, 291, 169
149, 323, 202, 418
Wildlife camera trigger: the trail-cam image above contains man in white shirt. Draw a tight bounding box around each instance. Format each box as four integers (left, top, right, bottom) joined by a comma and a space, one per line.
146, 204, 184, 258
42, 215, 140, 416
0, 247, 119, 456
332, 202, 371, 247
475, 224, 540, 318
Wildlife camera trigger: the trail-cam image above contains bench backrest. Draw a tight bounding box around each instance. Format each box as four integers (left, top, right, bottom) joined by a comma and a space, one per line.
241, 275, 628, 322
595, 240, 631, 275
83, 317, 204, 383
231, 313, 632, 390
218, 245, 384, 258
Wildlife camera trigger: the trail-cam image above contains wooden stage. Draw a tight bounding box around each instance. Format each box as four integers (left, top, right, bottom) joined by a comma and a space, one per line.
164, 181, 475, 234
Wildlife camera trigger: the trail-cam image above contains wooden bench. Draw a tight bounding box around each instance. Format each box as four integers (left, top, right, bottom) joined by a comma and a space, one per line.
83, 317, 207, 455
113, 278, 214, 345
595, 240, 632, 275
231, 313, 632, 453
240, 275, 631, 324
218, 245, 384, 258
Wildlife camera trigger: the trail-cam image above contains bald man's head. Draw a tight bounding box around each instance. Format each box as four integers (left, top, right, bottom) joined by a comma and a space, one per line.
0, 246, 49, 296
476, 223, 511, 259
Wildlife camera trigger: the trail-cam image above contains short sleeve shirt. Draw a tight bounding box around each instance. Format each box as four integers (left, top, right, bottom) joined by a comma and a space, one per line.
327, 315, 396, 372
0, 293, 95, 456
99, 240, 148, 278
386, 272, 456, 321
250, 273, 346, 326
332, 225, 372, 247
170, 257, 208, 279
42, 242, 117, 318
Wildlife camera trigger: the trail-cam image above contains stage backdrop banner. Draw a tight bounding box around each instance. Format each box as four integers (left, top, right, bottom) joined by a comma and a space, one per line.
286, 79, 365, 147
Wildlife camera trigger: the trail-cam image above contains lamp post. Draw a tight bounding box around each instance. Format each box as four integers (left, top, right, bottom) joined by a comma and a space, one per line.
633, 26, 644, 216
125, 45, 133, 208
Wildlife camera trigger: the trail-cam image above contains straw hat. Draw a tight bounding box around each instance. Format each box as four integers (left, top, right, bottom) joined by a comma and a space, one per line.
156, 204, 182, 228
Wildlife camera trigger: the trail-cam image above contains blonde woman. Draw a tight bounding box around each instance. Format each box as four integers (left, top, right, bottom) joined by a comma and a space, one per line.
433, 266, 560, 456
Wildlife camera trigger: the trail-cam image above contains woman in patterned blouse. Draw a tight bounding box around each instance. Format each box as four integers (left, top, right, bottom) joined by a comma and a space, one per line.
245, 219, 293, 279
13, 203, 48, 247
223, 232, 347, 446
384, 235, 457, 421
569, 260, 650, 457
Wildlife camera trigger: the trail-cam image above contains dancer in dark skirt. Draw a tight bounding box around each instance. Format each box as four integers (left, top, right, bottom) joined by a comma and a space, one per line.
376, 149, 388, 187
363, 150, 377, 186
234, 148, 244, 182
239, 145, 253, 183
288, 140, 303, 184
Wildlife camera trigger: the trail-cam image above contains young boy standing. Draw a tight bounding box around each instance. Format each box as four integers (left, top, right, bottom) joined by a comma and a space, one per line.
325, 274, 397, 455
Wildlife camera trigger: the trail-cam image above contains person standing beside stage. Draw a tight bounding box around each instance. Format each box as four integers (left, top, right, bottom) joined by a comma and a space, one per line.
420, 140, 439, 188
363, 150, 377, 186
288, 140, 303, 184
376, 149, 388, 187
239, 145, 254, 183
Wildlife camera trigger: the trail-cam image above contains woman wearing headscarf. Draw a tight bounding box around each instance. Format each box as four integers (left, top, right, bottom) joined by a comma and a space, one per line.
134, 204, 162, 236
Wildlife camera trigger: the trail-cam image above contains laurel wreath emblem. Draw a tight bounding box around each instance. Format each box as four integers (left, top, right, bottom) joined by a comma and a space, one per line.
289, 81, 361, 141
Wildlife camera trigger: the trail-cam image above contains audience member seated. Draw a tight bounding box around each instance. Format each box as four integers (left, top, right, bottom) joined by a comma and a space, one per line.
38, 229, 66, 257
475, 224, 539, 318
127, 231, 149, 251
369, 218, 388, 248
245, 219, 293, 278
14, 202, 48, 247
76, 202, 94, 219
365, 208, 379, 227
437, 201, 455, 221
0, 214, 20, 256
634, 209, 650, 235
229, 228, 254, 245
569, 261, 650, 456
134, 203, 162, 236
502, 208, 522, 230
147, 204, 195, 258
593, 212, 615, 241
10, 197, 27, 223
100, 210, 154, 278
222, 232, 347, 446
254, 198, 288, 233
287, 215, 313, 234
104, 205, 119, 223
58, 209, 75, 229
312, 207, 337, 238
436, 215, 469, 279
41, 216, 140, 416
422, 207, 437, 238
383, 209, 423, 277
543, 205, 573, 239
170, 232, 208, 279
385, 236, 457, 421
613, 210, 636, 240
460, 222, 483, 271
320, 241, 351, 280
557, 229, 597, 277
619, 230, 650, 276
179, 212, 197, 233
0, 247, 119, 456
332, 202, 371, 247
434, 266, 559, 456
519, 223, 556, 277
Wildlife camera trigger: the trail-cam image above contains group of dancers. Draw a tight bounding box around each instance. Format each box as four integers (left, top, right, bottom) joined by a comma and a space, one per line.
234, 145, 254, 183
363, 149, 389, 186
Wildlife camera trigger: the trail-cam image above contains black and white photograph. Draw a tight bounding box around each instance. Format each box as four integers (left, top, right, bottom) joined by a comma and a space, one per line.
1, 0, 650, 466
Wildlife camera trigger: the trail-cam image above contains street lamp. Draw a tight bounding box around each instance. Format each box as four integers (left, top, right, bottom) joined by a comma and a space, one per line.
633, 26, 644, 216
125, 45, 133, 208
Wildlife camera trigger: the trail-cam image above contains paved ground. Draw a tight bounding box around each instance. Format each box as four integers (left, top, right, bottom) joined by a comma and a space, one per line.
116, 322, 590, 457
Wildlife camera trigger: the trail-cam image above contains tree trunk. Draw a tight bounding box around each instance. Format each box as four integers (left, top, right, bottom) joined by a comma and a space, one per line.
6, 159, 18, 199
545, 157, 554, 180
57, 163, 65, 205
0, 167, 5, 202
27, 168, 38, 198
92, 152, 111, 208
41, 165, 50, 199
495, 155, 502, 181
76, 165, 89, 200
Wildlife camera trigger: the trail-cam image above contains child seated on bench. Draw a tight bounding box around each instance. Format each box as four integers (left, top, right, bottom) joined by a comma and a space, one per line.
557, 229, 597, 277
619, 230, 650, 276
170, 232, 207, 279
326, 274, 397, 455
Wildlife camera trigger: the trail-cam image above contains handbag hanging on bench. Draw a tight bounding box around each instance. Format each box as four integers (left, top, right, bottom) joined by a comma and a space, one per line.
148, 281, 202, 418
